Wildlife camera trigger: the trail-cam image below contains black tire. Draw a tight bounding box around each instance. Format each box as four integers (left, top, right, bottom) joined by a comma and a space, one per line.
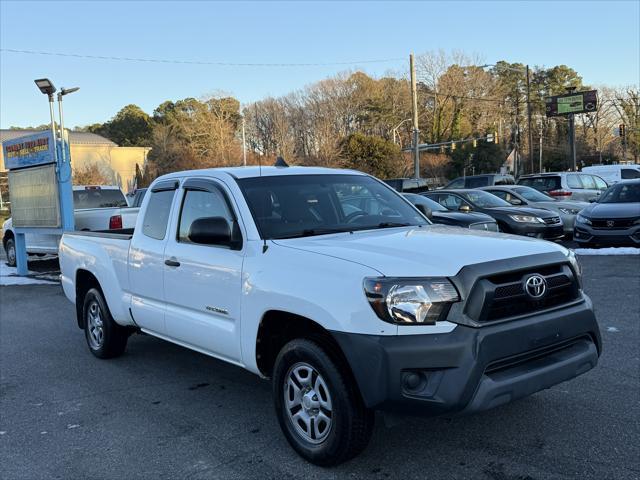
5, 237, 16, 267
273, 338, 374, 466
82, 288, 128, 359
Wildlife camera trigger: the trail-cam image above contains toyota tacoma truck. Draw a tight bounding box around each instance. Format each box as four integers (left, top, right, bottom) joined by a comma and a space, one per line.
58, 166, 602, 466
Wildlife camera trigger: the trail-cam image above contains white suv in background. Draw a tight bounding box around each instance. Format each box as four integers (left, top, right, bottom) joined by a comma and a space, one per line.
517, 172, 608, 202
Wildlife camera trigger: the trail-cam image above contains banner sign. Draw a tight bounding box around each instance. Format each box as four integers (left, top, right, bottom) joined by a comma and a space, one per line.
2, 130, 56, 170
545, 90, 598, 117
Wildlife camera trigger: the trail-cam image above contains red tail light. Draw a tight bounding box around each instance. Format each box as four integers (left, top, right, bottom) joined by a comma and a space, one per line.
109, 214, 123, 230
548, 189, 572, 197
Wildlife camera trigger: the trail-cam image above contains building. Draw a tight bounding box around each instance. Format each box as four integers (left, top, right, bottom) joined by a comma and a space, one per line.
0, 130, 150, 202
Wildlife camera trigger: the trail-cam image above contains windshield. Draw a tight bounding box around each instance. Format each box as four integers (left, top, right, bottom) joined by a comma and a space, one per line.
73, 189, 128, 209
514, 186, 553, 202
598, 182, 640, 204
460, 190, 511, 208
237, 174, 428, 239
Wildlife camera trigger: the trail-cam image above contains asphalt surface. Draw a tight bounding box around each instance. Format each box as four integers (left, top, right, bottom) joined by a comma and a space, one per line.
1, 256, 639, 480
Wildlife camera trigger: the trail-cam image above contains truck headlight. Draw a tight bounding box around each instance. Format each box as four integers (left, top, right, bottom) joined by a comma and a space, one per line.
363, 278, 460, 325
509, 214, 544, 223
567, 250, 583, 288
576, 214, 592, 225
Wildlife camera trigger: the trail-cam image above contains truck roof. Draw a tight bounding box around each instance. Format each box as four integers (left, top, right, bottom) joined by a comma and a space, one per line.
157, 166, 365, 181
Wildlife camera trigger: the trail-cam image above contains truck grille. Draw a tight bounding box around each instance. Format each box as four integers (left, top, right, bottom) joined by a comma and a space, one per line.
464, 263, 581, 323
591, 217, 638, 230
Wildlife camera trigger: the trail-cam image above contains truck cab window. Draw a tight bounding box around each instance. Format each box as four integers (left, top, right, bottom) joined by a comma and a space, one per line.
178, 189, 234, 243
142, 190, 175, 240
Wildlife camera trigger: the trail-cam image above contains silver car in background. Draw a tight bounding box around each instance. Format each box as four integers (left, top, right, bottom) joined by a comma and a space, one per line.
480, 185, 588, 236
517, 172, 608, 202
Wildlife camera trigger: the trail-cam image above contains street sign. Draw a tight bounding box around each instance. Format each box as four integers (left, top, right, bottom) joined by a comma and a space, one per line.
545, 90, 598, 117
2, 130, 56, 170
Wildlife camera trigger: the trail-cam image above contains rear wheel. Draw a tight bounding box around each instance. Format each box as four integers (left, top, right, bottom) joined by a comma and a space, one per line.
5, 238, 16, 267
273, 338, 374, 466
83, 288, 128, 359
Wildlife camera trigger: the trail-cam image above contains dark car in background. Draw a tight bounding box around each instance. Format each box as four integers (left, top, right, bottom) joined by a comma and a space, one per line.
574, 180, 640, 247
479, 185, 587, 236
403, 193, 498, 231
424, 189, 564, 240
384, 177, 431, 193
517, 172, 608, 202
443, 173, 515, 189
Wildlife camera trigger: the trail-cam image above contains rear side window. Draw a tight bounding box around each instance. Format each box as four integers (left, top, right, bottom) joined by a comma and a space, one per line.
566, 174, 583, 189
622, 169, 640, 180
446, 178, 465, 189
580, 175, 596, 189
593, 176, 608, 190
518, 176, 561, 192
494, 175, 515, 185
142, 190, 175, 240
466, 177, 489, 188
178, 189, 234, 243
73, 189, 127, 209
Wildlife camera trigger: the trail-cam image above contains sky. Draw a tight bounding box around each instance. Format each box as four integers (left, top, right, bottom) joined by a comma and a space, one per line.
1, 0, 639, 129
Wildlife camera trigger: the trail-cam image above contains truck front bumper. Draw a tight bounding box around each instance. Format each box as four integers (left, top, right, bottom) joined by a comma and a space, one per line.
332, 297, 601, 416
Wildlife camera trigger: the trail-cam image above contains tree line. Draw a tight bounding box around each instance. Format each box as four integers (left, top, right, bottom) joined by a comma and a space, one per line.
71, 50, 639, 186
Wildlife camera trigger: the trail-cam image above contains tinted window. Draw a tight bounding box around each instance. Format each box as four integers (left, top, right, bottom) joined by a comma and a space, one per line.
592, 176, 608, 190
73, 189, 127, 209
621, 169, 640, 180
580, 175, 596, 189
437, 194, 464, 210
238, 175, 427, 239
518, 176, 561, 192
460, 190, 511, 208
466, 177, 489, 188
567, 174, 583, 189
488, 190, 508, 201
142, 190, 175, 240
132, 189, 147, 207
178, 188, 234, 243
446, 178, 465, 189
514, 186, 553, 202
599, 182, 640, 203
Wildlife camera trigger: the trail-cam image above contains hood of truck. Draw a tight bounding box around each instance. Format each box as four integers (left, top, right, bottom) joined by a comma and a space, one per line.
273, 225, 567, 277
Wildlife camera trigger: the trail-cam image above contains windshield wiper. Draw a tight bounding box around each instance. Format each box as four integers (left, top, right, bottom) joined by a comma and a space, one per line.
376, 222, 412, 228
276, 227, 353, 239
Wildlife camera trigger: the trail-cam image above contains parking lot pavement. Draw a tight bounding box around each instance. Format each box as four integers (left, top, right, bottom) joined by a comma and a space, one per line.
1, 256, 638, 480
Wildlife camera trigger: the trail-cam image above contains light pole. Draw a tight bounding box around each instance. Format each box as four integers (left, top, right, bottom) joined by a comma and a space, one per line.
57, 87, 80, 164
241, 116, 247, 166
34, 78, 59, 165
480, 64, 532, 175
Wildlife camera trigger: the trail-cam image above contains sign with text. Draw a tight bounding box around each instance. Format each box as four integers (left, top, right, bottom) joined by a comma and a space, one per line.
545, 90, 598, 117
2, 130, 56, 170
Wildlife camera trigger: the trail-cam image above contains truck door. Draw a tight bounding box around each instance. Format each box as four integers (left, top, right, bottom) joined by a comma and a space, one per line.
162, 178, 244, 363
128, 180, 178, 335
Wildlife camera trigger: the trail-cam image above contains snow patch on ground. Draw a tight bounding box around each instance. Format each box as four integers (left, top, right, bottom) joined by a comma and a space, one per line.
0, 263, 57, 286
573, 247, 640, 256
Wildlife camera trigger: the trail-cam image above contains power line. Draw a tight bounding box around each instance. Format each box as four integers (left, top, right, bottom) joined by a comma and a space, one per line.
0, 48, 405, 67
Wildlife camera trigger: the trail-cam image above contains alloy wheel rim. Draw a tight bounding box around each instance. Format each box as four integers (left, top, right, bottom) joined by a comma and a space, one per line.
86, 300, 104, 349
7, 243, 16, 265
284, 362, 333, 444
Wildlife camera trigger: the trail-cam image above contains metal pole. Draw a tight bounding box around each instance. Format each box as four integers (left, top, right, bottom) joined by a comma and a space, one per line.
241, 117, 247, 166
57, 93, 66, 163
47, 94, 58, 165
539, 124, 543, 172
410, 53, 420, 179
526, 65, 533, 174
514, 97, 520, 177
568, 113, 576, 170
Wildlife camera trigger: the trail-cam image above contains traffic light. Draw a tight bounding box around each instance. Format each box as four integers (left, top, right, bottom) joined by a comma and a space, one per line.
619, 124, 626, 138
451, 142, 456, 151
472, 139, 478, 147
494, 131, 499, 144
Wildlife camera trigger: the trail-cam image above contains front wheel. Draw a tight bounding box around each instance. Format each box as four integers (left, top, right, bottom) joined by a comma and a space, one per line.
83, 288, 129, 359
273, 338, 374, 466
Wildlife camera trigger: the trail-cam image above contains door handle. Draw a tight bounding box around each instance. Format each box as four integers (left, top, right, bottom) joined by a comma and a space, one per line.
165, 258, 181, 267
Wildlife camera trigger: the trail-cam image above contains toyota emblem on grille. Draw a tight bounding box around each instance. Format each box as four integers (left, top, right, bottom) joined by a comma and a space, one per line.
524, 275, 546, 299
606, 220, 615, 227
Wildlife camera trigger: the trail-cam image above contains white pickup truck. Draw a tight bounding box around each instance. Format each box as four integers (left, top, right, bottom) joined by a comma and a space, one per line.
2, 185, 139, 266
59, 166, 601, 465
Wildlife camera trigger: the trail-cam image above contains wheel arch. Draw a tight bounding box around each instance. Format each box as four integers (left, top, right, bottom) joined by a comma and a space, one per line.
75, 269, 103, 329
255, 310, 353, 381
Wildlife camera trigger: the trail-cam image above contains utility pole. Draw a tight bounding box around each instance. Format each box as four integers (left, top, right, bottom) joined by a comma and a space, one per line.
566, 86, 577, 171
526, 65, 533, 173
410, 53, 420, 179
241, 117, 247, 166
514, 95, 520, 177
539, 123, 543, 172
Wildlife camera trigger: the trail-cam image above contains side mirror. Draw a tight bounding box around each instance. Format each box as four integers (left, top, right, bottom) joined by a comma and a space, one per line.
458, 204, 472, 213
589, 198, 597, 203
188, 216, 241, 249
415, 204, 433, 219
